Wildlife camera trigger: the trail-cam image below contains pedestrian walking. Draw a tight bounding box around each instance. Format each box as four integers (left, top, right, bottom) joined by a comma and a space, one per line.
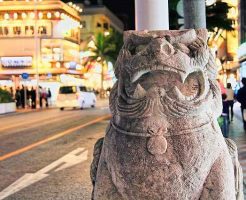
39, 86, 43, 108
31, 87, 36, 109
20, 85, 25, 108
220, 93, 229, 138
15, 87, 21, 108
41, 87, 48, 108
236, 78, 246, 131
47, 88, 52, 106
225, 83, 235, 121
217, 79, 226, 94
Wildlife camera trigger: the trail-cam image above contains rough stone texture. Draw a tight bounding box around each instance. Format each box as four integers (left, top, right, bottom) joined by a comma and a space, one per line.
90, 29, 244, 200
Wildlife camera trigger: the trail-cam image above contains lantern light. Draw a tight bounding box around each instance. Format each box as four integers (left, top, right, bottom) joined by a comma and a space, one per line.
38, 12, 43, 19
55, 11, 60, 18
13, 13, 18, 19
60, 13, 65, 19
30, 12, 35, 19
47, 12, 52, 19
56, 62, 61, 68
22, 12, 27, 19
4, 13, 9, 20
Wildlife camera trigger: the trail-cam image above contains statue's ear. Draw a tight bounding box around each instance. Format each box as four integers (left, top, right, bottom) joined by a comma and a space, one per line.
195, 29, 208, 43
166, 29, 197, 45
123, 31, 134, 43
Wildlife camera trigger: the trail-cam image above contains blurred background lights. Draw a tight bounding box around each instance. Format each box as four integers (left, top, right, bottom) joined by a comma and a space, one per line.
13, 13, 18, 19
38, 12, 43, 19
55, 11, 60, 18
29, 12, 35, 19
4, 13, 9, 20
47, 12, 52, 19
21, 12, 27, 19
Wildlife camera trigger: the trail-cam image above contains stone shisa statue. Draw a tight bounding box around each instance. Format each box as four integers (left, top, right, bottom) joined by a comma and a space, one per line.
90, 29, 243, 200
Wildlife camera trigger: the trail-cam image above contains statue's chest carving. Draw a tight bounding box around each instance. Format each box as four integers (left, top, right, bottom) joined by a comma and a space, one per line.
106, 127, 217, 176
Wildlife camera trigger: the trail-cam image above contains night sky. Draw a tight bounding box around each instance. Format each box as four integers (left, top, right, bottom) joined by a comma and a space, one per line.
65, 0, 135, 30
102, 0, 135, 30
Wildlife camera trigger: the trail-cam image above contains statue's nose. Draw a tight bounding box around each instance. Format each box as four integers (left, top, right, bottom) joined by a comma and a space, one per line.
151, 38, 174, 57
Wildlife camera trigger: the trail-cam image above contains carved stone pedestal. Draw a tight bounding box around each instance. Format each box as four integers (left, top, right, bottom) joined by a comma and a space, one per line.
90, 29, 243, 200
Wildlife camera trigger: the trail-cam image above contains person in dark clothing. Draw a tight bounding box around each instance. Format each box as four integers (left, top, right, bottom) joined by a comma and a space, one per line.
39, 86, 43, 108
225, 83, 235, 121
47, 88, 52, 106
221, 93, 229, 137
236, 78, 246, 131
31, 87, 36, 109
20, 85, 25, 108
222, 93, 229, 116
15, 87, 21, 108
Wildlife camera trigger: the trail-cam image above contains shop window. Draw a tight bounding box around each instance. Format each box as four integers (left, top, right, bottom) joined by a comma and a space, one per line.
13, 26, 21, 35
96, 22, 102, 28
81, 21, 86, 28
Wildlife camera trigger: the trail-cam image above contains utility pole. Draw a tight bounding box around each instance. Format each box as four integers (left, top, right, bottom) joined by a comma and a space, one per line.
135, 0, 169, 30
34, 0, 40, 108
183, 0, 206, 29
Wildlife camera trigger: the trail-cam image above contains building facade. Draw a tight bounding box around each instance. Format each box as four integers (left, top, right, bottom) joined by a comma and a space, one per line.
78, 4, 124, 90
0, 0, 83, 92
208, 0, 239, 88
79, 4, 123, 41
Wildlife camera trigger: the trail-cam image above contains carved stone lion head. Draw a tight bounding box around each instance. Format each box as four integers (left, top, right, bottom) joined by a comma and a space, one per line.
110, 29, 221, 130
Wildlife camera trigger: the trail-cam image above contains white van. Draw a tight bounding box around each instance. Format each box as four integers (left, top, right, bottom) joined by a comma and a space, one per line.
56, 85, 96, 110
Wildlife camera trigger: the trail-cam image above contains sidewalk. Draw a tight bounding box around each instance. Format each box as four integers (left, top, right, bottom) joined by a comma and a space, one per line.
227, 102, 246, 195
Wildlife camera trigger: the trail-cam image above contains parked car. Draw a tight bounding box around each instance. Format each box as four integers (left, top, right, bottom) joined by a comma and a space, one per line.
56, 85, 96, 110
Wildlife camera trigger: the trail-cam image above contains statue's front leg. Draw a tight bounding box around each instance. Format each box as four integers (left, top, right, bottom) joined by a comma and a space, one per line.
200, 151, 236, 200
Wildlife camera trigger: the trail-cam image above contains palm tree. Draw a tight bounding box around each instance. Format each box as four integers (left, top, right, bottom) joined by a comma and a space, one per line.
85, 29, 123, 97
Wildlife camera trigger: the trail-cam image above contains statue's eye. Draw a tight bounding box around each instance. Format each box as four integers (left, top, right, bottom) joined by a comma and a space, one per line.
129, 44, 146, 55
136, 45, 146, 53
129, 45, 136, 55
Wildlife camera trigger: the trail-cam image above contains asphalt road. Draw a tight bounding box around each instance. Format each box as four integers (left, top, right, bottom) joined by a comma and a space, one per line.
0, 103, 111, 200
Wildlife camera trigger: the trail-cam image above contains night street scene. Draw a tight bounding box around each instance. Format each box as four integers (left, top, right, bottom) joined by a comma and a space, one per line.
1, 0, 246, 199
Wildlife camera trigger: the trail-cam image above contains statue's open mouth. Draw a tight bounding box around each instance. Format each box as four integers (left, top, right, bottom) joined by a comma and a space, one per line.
127, 67, 207, 102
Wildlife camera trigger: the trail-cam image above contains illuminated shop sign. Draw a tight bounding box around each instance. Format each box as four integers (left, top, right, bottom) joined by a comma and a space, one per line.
0, 56, 32, 68
0, 21, 52, 38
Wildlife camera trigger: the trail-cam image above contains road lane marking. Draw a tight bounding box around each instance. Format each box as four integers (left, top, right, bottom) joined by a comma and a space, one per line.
0, 112, 83, 132
0, 114, 110, 161
0, 148, 88, 200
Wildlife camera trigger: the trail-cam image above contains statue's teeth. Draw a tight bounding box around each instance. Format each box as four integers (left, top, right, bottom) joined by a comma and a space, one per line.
174, 86, 185, 101
173, 86, 197, 101
179, 72, 188, 83
133, 84, 146, 99
131, 69, 151, 83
